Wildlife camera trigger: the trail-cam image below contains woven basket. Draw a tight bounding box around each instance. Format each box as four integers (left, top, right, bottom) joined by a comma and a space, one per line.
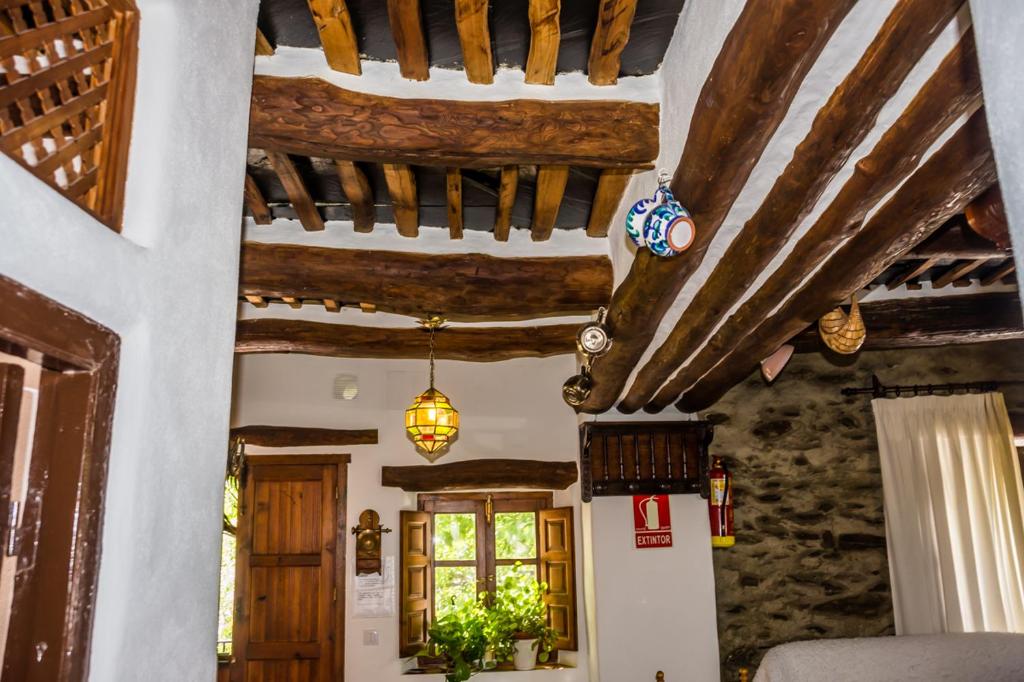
818, 295, 866, 355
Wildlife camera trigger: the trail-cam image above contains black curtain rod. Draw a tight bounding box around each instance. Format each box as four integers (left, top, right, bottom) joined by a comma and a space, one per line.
841, 373, 1002, 398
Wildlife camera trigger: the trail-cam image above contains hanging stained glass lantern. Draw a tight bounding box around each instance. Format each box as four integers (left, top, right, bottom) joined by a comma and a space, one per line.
405, 317, 459, 462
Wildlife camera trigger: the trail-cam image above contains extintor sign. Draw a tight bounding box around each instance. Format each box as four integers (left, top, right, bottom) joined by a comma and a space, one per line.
632, 495, 672, 548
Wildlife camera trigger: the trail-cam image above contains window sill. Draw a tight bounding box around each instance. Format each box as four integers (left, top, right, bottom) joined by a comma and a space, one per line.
404, 662, 574, 675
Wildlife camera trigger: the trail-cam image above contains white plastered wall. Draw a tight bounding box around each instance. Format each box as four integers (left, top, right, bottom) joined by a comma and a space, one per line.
0, 0, 258, 679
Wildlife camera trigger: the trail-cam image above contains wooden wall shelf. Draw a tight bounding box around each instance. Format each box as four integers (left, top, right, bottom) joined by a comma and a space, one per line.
579, 421, 713, 501
381, 458, 578, 491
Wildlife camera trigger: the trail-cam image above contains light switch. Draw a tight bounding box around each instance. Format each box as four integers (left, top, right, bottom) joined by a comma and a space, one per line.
363, 629, 379, 646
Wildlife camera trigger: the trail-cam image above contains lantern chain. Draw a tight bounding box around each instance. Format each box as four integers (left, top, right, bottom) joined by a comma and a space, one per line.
428, 324, 436, 389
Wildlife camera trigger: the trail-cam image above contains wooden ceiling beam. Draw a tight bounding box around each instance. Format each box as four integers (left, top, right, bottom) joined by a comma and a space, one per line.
335, 160, 375, 233
386, 0, 430, 81
236, 319, 578, 361
617, 0, 962, 413
932, 257, 995, 288
789, 291, 1024, 353
382, 163, 418, 237
249, 76, 659, 169
886, 256, 941, 290
446, 168, 463, 239
674, 110, 996, 412
382, 459, 578, 491
981, 259, 1016, 286
493, 165, 518, 242
255, 28, 274, 56
454, 0, 493, 84
531, 165, 569, 241
239, 242, 612, 320
587, 168, 632, 238
244, 173, 273, 225
578, 0, 858, 413
230, 425, 378, 447
526, 0, 560, 85
307, 0, 361, 75
266, 151, 324, 232
644, 31, 983, 412
588, 0, 639, 86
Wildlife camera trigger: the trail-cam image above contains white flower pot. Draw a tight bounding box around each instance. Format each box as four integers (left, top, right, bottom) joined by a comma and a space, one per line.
513, 638, 538, 671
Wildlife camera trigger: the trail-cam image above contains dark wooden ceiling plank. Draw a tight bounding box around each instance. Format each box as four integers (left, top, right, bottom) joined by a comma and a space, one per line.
674, 110, 996, 412
386, 0, 430, 80
383, 162, 419, 237
446, 167, 464, 239
645, 31, 983, 412
266, 151, 325, 231
239, 242, 612, 319
531, 165, 569, 241
454, 0, 493, 84
932, 257, 995, 288
244, 173, 274, 225
886, 256, 941, 290
493, 165, 519, 242
335, 160, 375, 233
230, 424, 378, 447
981, 259, 1016, 286
249, 76, 659, 169
526, 0, 561, 85
236, 319, 578, 361
588, 0, 639, 86
578, 0, 858, 413
586, 168, 632, 238
617, 0, 962, 413
307, 0, 361, 74
789, 291, 1024, 353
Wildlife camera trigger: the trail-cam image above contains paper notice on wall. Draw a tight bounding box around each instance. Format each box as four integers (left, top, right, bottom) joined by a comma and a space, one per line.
354, 556, 395, 619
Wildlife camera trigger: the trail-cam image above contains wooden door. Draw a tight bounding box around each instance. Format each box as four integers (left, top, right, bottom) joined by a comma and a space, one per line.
232, 454, 349, 682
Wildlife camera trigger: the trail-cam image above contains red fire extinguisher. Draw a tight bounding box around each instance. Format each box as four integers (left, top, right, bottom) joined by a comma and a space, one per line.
708, 456, 734, 548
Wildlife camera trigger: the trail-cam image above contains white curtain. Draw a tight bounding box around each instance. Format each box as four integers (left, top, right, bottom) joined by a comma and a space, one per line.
872, 393, 1024, 635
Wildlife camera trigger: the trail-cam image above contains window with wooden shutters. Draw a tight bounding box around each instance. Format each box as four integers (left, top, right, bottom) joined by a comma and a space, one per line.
231, 454, 348, 682
0, 0, 139, 231
399, 493, 578, 658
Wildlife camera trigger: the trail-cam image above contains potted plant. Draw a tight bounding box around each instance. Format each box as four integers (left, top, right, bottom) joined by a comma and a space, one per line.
487, 565, 559, 671
424, 597, 489, 682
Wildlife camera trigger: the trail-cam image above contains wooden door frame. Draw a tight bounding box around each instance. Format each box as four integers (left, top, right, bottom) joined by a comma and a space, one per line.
233, 452, 349, 682
0, 274, 120, 682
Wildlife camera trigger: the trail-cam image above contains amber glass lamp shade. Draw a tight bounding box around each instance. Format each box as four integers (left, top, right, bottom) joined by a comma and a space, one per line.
405, 387, 459, 461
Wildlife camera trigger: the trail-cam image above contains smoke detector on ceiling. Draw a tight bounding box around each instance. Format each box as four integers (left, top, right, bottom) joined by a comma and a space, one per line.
333, 374, 359, 401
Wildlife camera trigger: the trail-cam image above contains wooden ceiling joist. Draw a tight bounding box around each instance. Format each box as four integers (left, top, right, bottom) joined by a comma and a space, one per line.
239, 242, 612, 319
307, 0, 361, 75
981, 259, 1016, 286
382, 162, 418, 237
249, 76, 659, 169
446, 168, 464, 239
886, 257, 941, 290
525, 0, 561, 85
386, 0, 430, 81
531, 165, 569, 241
266, 151, 324, 232
244, 173, 273, 225
236, 319, 578, 361
335, 160, 375, 233
493, 165, 518, 242
906, 216, 1009, 259
644, 30, 983, 413
588, 0, 640, 86
674, 110, 996, 413
932, 257, 995, 288
255, 28, 275, 56
578, 0, 858, 413
587, 168, 632, 238
245, 295, 268, 308
454, 0, 493, 84
789, 292, 1024, 353
617, 0, 962, 414
230, 424, 378, 447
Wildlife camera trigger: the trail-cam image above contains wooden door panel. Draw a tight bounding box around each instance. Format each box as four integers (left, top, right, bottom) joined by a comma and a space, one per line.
233, 455, 348, 682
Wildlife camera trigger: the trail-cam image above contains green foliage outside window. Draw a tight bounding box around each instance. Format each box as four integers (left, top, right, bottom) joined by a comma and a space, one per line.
217, 477, 239, 653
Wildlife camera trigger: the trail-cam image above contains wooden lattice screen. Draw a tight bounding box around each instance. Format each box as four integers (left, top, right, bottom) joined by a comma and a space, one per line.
0, 0, 138, 231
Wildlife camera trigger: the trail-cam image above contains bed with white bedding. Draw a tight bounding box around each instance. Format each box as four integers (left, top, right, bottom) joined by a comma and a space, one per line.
753, 633, 1024, 681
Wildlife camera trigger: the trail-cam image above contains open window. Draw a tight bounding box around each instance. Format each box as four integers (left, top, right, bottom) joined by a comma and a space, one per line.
399, 493, 577, 658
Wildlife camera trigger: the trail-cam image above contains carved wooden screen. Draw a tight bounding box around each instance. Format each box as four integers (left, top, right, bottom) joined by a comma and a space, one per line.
0, 0, 139, 231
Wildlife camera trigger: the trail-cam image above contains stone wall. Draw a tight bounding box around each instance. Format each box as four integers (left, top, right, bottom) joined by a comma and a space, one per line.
708, 339, 1024, 680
